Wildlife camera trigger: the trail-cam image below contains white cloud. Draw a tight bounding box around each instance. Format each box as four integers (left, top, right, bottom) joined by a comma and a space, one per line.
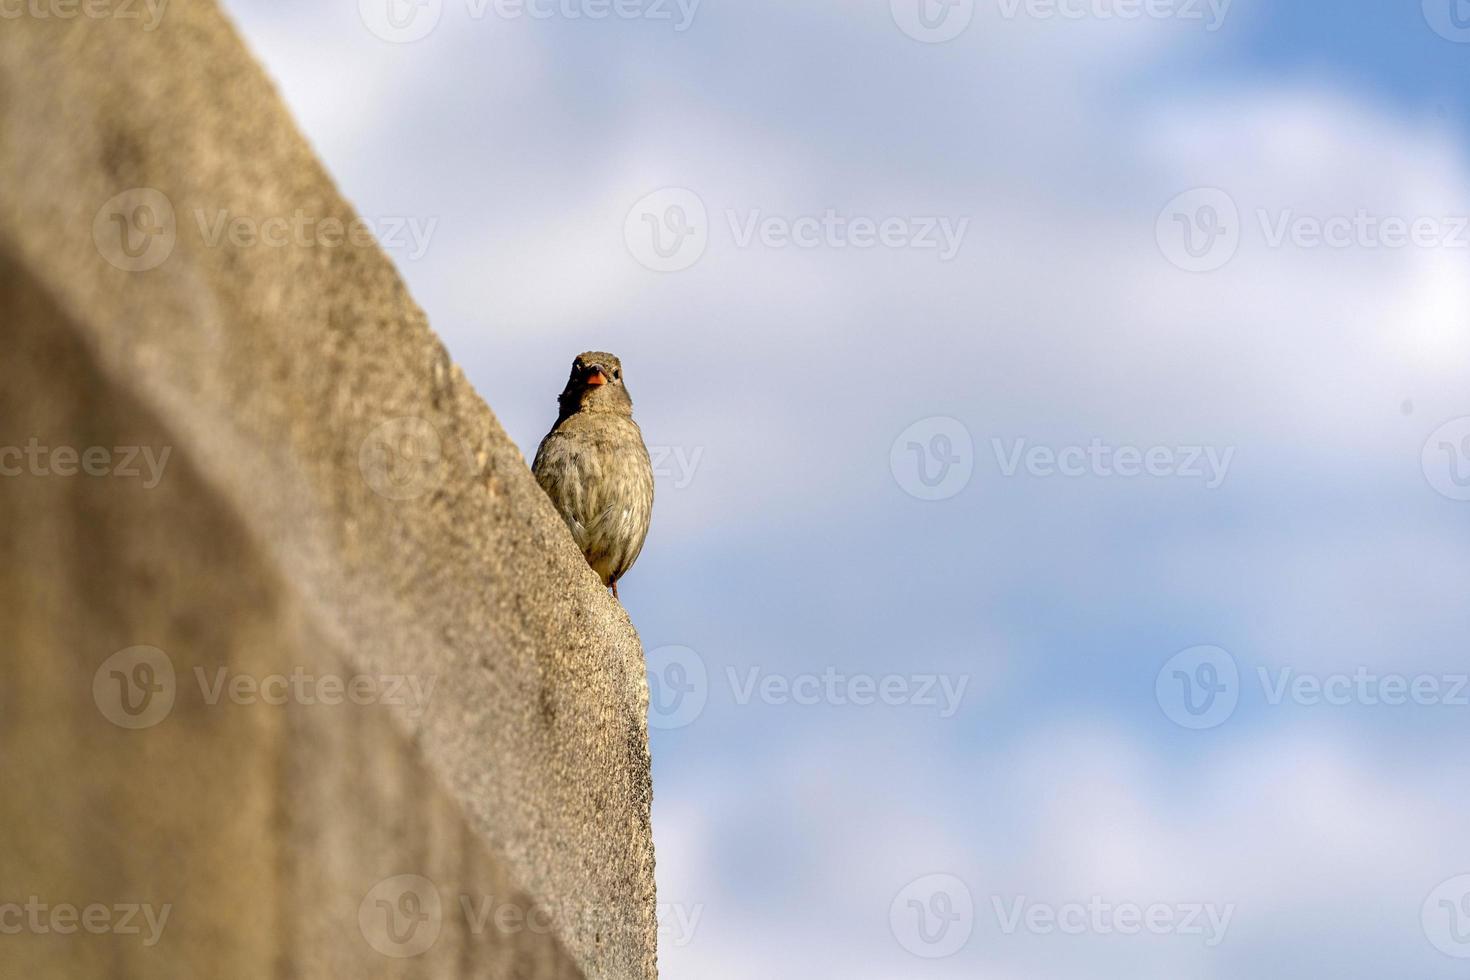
658, 721, 1468, 978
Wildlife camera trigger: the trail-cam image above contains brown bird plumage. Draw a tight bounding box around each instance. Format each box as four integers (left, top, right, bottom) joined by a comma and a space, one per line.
532, 352, 654, 599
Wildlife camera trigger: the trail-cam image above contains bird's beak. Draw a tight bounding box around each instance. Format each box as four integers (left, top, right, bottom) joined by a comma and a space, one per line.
585, 369, 608, 386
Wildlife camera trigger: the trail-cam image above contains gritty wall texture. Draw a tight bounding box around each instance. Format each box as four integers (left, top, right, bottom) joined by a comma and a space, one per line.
0, 3, 656, 977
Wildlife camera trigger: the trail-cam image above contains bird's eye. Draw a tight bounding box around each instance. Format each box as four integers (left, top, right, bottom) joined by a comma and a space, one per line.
613, 368, 621, 379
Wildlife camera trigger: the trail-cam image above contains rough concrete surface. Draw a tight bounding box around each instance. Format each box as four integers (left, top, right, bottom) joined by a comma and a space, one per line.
0, 3, 656, 978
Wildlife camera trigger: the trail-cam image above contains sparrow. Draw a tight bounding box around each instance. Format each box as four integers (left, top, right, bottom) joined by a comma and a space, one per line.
532, 352, 654, 600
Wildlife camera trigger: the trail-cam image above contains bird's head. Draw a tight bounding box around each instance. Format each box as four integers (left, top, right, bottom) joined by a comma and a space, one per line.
558, 351, 633, 419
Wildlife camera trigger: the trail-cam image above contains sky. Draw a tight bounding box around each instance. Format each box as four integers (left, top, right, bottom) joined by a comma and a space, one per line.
217, 0, 1470, 975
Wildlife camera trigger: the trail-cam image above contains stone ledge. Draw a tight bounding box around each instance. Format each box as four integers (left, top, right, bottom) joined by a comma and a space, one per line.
0, 5, 656, 978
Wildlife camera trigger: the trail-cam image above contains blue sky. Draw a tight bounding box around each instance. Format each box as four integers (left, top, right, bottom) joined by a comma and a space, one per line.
221, 1, 1470, 975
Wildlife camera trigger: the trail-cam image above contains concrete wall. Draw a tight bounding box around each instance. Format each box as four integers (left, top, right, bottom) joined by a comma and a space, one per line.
0, 3, 656, 977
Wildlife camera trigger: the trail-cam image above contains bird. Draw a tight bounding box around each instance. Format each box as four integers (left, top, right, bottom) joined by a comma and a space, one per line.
532, 352, 654, 600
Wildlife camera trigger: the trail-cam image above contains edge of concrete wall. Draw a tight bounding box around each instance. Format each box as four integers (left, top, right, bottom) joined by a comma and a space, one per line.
0, 4, 656, 977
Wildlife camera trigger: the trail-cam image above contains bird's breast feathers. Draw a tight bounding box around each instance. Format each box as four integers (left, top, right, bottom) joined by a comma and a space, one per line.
533, 414, 653, 558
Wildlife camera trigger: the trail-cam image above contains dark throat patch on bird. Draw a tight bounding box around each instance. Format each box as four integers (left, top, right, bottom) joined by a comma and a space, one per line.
557, 352, 633, 423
